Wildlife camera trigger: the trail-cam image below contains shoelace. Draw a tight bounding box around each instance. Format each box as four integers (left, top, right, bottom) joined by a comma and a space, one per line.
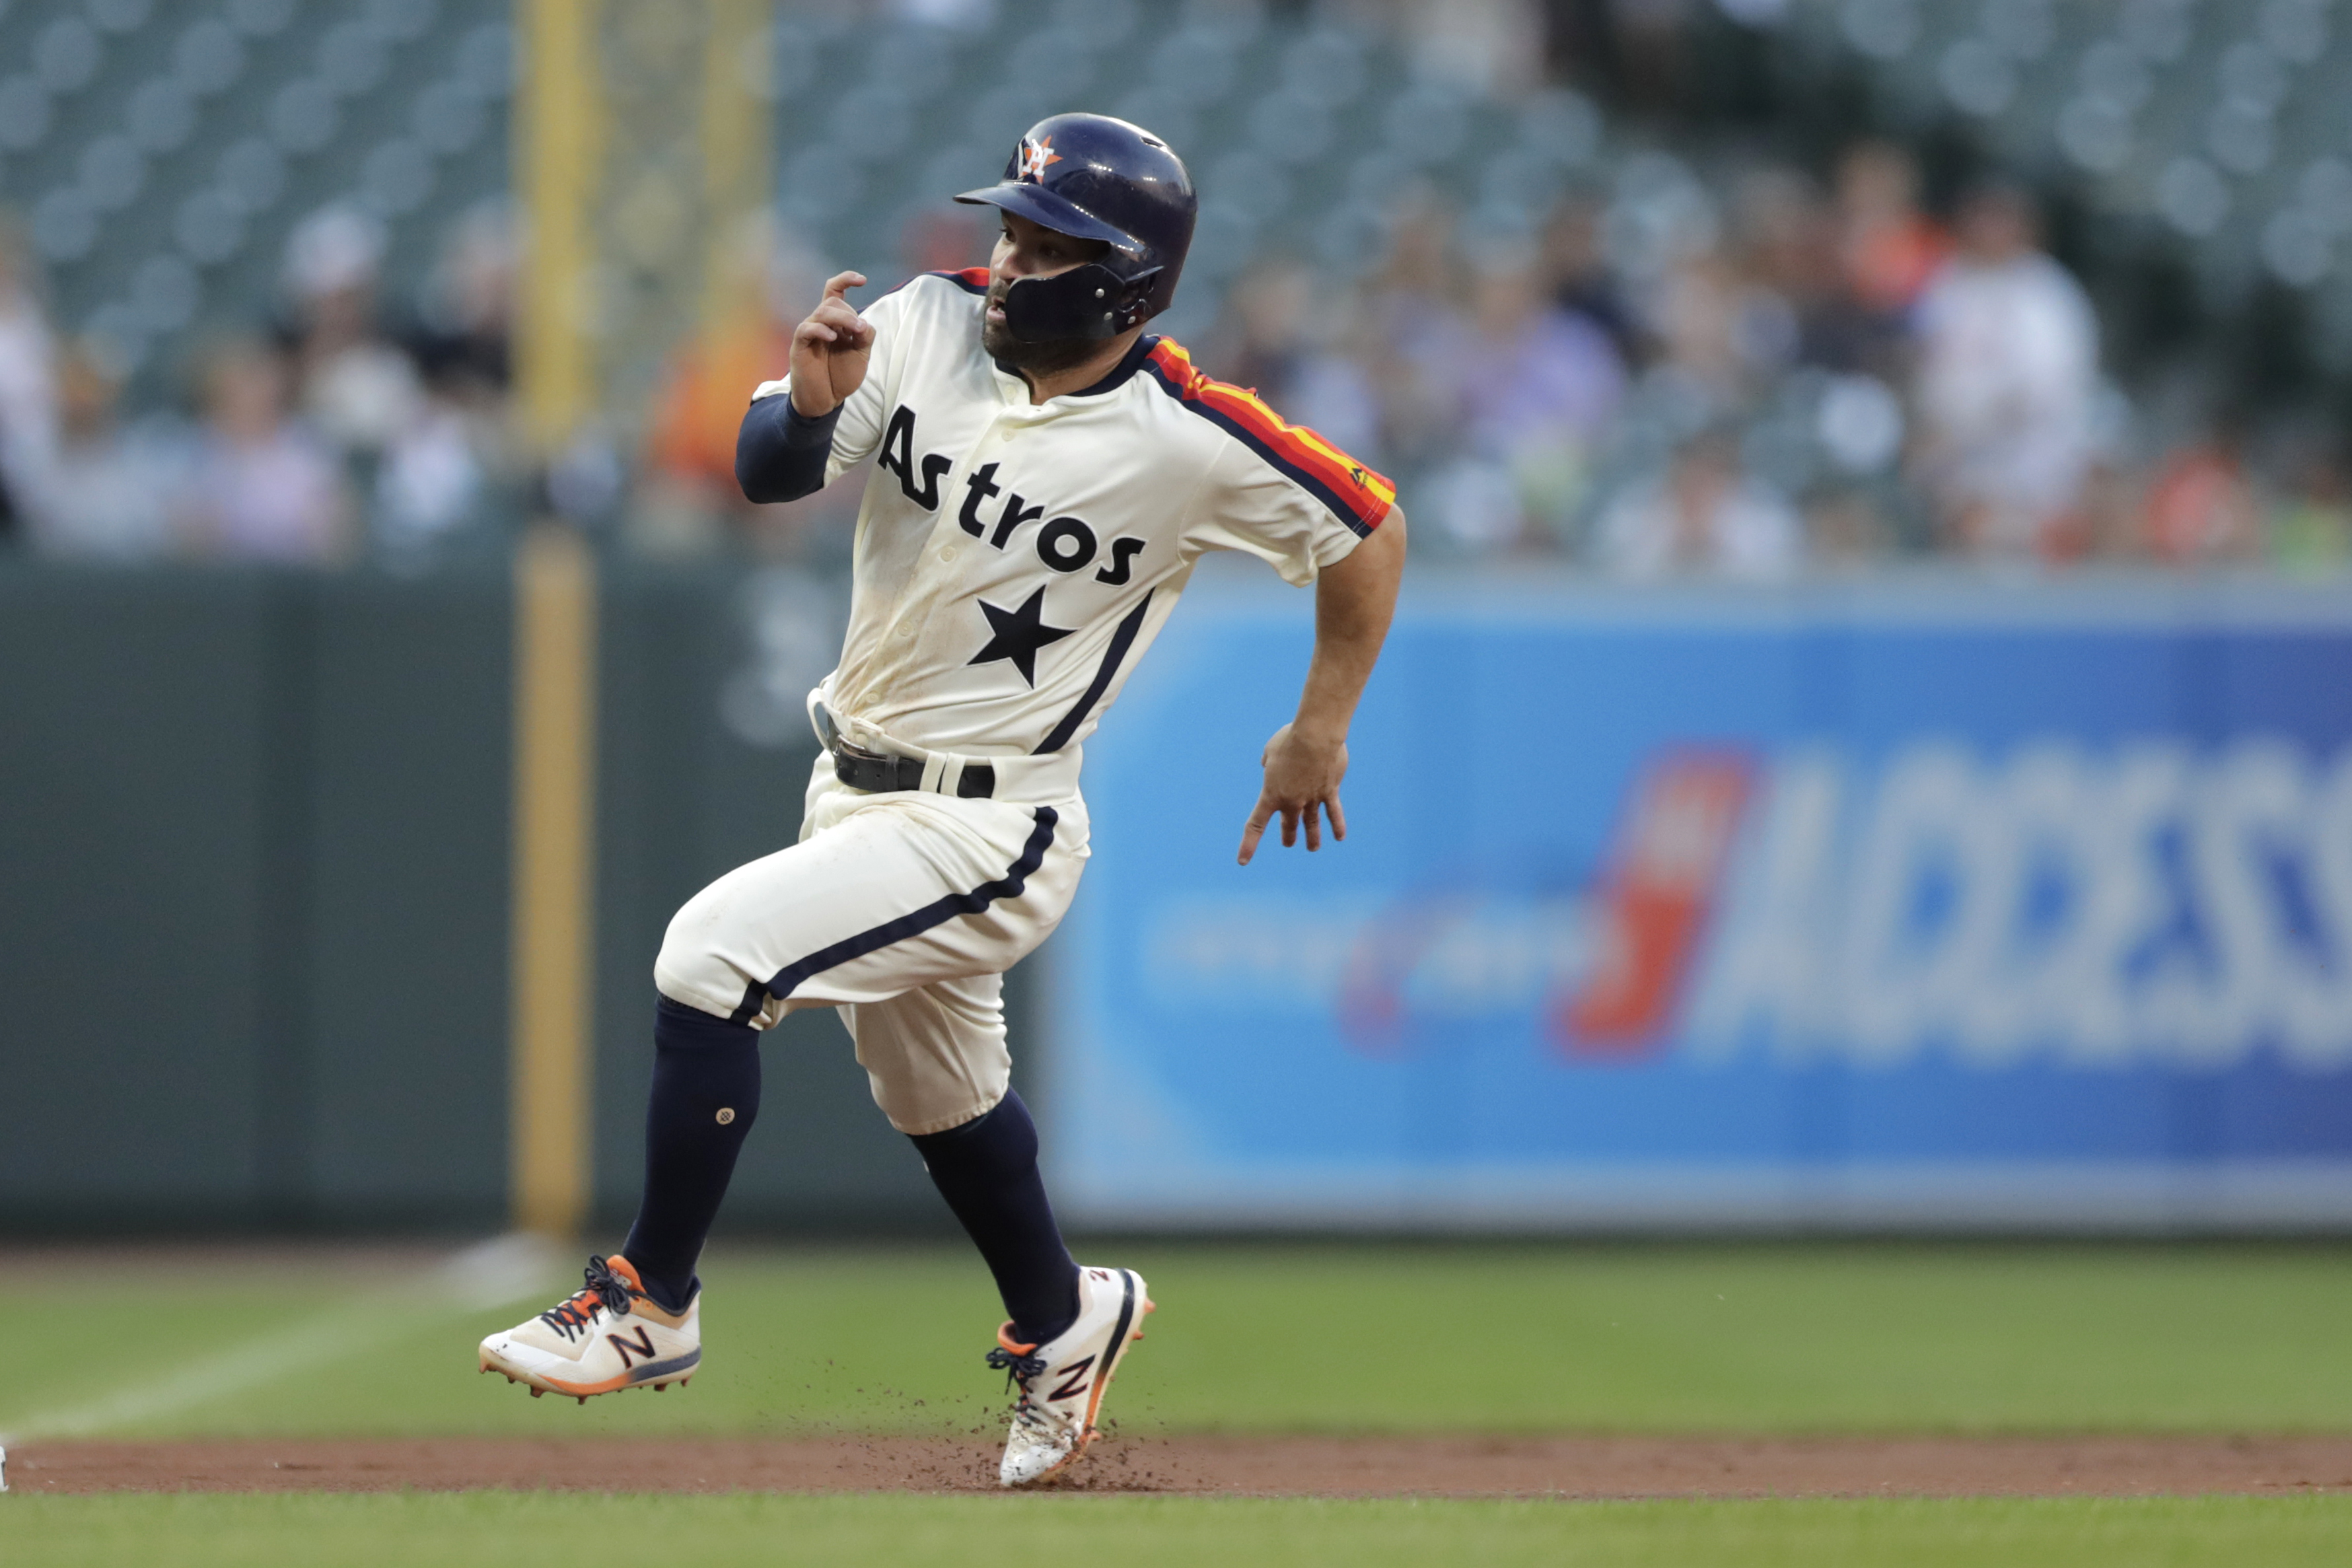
985, 1345, 1047, 1392
985, 1345, 1053, 1430
536, 1256, 636, 1341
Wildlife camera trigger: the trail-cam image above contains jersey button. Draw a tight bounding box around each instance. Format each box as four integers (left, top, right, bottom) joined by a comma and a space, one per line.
939, 546, 957, 562
898, 624, 916, 639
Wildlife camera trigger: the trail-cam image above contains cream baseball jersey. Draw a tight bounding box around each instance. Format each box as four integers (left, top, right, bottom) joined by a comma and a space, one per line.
753, 268, 1394, 775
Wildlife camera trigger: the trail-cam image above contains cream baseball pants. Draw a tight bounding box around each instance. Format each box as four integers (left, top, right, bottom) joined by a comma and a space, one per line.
653, 757, 1088, 1135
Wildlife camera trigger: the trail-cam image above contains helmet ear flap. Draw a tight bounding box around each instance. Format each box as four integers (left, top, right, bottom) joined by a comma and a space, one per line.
1112, 264, 1164, 332
1001, 262, 1168, 342
1001, 262, 1127, 341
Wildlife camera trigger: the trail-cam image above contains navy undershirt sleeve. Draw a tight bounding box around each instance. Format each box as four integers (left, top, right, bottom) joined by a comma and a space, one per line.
735, 393, 839, 505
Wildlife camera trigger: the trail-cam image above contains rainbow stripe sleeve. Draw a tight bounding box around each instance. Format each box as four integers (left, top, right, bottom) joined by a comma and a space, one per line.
1143, 339, 1395, 538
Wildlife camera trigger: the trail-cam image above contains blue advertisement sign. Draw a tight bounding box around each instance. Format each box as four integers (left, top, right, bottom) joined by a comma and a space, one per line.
1050, 573, 2352, 1229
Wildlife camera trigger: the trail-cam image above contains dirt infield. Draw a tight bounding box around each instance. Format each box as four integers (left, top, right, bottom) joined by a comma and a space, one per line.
13, 1435, 2352, 1498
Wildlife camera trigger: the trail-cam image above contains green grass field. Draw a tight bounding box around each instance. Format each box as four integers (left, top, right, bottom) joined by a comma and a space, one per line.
9, 1495, 2352, 1568
6, 1242, 2351, 1565
13, 1241, 2352, 1437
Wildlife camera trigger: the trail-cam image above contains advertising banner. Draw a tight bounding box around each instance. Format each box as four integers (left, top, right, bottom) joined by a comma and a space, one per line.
1051, 573, 2352, 1229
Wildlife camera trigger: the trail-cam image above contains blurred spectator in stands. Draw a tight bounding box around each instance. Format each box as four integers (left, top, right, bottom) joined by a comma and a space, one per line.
1591, 425, 1803, 579
1213, 259, 1310, 405
1361, 192, 1474, 474
891, 0, 994, 27
1910, 182, 2098, 559
1738, 168, 1874, 376
371, 203, 517, 567
410, 201, 513, 403
179, 338, 350, 564
0, 218, 59, 547
25, 343, 180, 561
1443, 239, 1625, 548
1546, 0, 1619, 87
2141, 427, 2262, 566
1402, 0, 1547, 96
1540, 192, 1639, 361
1209, 257, 1381, 468
373, 369, 487, 569
2042, 459, 2141, 566
1804, 488, 1893, 568
1610, 0, 1697, 116
2268, 443, 2352, 575
1806, 369, 1910, 563
1648, 247, 1790, 406
283, 205, 423, 470
639, 212, 828, 556
901, 207, 988, 279
1835, 141, 1948, 318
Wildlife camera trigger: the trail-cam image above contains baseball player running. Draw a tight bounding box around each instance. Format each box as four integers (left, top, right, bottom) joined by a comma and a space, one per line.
481, 114, 1405, 1487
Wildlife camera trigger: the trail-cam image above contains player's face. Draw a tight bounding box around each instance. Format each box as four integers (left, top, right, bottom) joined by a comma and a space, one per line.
983, 211, 1112, 370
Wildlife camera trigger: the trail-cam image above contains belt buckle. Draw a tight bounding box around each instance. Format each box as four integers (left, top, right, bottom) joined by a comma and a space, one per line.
815, 703, 970, 797
816, 701, 890, 767
818, 713, 913, 793
832, 740, 895, 794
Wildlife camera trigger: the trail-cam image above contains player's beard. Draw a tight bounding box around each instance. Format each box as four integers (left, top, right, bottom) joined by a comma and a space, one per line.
981, 287, 1104, 378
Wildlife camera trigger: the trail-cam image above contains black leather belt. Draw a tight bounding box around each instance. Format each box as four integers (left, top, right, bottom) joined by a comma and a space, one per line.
814, 700, 997, 799
831, 744, 997, 799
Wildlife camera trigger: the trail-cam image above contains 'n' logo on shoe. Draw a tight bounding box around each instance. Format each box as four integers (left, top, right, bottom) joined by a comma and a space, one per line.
1048, 1355, 1095, 1402
607, 1326, 658, 1368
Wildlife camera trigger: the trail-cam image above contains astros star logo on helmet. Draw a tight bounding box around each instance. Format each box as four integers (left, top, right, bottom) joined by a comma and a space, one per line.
1016, 135, 1062, 182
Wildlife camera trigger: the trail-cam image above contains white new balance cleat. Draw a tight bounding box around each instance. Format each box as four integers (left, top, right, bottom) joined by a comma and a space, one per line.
478, 1254, 700, 1403
989, 1264, 1154, 1487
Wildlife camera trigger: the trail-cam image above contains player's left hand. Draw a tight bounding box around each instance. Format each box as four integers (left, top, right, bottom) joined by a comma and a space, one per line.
1238, 723, 1348, 865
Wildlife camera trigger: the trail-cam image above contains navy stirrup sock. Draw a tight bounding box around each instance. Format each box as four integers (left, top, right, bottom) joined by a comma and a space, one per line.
621, 997, 762, 1314
909, 1090, 1081, 1346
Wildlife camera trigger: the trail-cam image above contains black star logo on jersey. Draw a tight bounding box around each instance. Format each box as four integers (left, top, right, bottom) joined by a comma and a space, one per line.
968, 586, 1074, 686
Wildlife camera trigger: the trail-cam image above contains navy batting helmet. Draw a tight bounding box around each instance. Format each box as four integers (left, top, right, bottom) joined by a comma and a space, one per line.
956, 112, 1196, 342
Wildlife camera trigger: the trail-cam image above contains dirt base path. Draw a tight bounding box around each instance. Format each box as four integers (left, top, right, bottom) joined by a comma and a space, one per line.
12, 1435, 2352, 1499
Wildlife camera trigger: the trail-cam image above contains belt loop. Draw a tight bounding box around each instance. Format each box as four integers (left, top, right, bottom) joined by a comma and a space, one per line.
936, 754, 967, 797
918, 752, 948, 794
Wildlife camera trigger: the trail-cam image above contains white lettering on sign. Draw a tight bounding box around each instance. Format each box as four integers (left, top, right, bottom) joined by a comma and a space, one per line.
1142, 895, 1594, 1021
1688, 738, 2352, 1072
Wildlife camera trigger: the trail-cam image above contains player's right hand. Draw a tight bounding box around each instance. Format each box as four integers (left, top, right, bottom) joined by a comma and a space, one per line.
789, 271, 874, 417
1238, 722, 1349, 866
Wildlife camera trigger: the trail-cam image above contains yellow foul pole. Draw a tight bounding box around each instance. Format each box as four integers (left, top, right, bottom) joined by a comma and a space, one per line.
505, 1, 776, 1238
510, 0, 602, 1238
509, 527, 598, 1239
518, 0, 602, 454
699, 0, 775, 364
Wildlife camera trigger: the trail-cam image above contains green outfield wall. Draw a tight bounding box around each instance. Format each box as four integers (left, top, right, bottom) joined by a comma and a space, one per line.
0, 559, 976, 1236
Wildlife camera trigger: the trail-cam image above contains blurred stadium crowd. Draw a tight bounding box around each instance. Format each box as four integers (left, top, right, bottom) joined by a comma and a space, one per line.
0, 199, 513, 567
0, 0, 2348, 575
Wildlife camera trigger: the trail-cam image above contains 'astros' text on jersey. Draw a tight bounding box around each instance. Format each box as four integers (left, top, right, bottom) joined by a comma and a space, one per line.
754, 267, 1394, 773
